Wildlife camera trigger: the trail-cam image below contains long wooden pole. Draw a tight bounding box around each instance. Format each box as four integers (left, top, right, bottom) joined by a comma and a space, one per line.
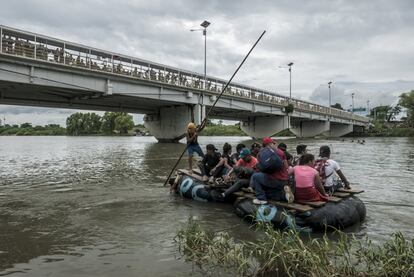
163, 30, 266, 187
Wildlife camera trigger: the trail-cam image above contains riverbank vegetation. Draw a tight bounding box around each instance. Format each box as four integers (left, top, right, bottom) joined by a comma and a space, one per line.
66, 112, 134, 135
176, 218, 413, 276
2, 90, 413, 137
361, 90, 414, 137
0, 123, 66, 136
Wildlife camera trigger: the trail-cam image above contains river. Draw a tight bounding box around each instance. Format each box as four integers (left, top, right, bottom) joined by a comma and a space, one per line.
0, 136, 413, 276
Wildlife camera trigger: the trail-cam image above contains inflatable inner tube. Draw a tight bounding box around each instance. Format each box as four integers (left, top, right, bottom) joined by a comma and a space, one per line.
234, 196, 366, 231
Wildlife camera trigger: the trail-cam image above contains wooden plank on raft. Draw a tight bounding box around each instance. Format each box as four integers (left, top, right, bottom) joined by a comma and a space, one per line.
327, 196, 342, 203
333, 192, 351, 198
298, 201, 326, 208
192, 168, 202, 176
233, 191, 254, 198
269, 200, 314, 212
337, 188, 364, 194
177, 169, 205, 182
232, 191, 314, 212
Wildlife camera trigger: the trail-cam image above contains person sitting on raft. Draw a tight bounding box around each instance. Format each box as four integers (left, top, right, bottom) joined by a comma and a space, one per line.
250, 137, 294, 205
186, 122, 205, 173
293, 144, 307, 165
231, 143, 246, 165
315, 145, 351, 194
221, 148, 258, 198
290, 153, 328, 203
212, 143, 234, 176
250, 142, 261, 158
199, 144, 222, 182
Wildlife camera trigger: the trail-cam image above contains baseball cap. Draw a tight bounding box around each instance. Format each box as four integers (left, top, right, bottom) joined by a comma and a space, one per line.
262, 137, 275, 146
239, 148, 251, 158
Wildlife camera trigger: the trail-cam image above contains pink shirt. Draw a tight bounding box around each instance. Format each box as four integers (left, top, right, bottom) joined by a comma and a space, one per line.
293, 165, 318, 188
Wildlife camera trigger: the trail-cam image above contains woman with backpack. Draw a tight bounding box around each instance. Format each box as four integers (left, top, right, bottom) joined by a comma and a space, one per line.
291, 153, 329, 203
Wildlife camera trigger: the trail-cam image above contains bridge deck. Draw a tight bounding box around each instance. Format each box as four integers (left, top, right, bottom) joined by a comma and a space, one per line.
0, 25, 369, 124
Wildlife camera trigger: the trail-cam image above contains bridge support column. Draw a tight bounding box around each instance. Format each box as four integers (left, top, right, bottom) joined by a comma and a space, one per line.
144, 105, 204, 142
240, 116, 289, 139
328, 123, 353, 137
290, 120, 330, 138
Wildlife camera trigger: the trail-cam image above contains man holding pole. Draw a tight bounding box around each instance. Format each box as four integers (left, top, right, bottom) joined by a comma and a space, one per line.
186, 122, 205, 174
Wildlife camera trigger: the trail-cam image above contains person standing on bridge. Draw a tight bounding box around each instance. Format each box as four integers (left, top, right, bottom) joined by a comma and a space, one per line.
186, 122, 204, 174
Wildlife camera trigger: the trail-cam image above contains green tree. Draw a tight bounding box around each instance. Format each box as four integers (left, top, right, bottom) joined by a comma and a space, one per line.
330, 103, 344, 110
370, 105, 401, 122
83, 113, 102, 134
114, 113, 134, 134
20, 122, 32, 128
101, 112, 118, 134
66, 112, 102, 135
386, 106, 401, 122
66, 112, 84, 135
398, 90, 414, 126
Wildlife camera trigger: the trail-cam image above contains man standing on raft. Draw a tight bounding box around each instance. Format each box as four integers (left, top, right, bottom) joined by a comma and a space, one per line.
186, 122, 205, 174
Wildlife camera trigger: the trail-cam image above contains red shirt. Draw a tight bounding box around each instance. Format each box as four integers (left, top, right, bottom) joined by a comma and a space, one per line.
236, 156, 258, 169
269, 148, 289, 181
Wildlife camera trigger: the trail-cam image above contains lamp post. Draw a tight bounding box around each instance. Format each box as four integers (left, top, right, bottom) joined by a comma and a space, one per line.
328, 81, 332, 108
288, 62, 294, 99
367, 100, 370, 116
191, 20, 210, 89
278, 62, 294, 99
351, 92, 355, 114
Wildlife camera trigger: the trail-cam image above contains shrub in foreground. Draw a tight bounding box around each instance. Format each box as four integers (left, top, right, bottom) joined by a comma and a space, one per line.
175, 218, 413, 276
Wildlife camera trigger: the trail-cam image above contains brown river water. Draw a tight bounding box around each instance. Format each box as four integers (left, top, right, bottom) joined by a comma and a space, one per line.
0, 136, 413, 276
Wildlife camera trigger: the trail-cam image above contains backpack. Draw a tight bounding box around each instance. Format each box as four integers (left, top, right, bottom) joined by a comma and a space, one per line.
314, 158, 334, 185
257, 148, 283, 174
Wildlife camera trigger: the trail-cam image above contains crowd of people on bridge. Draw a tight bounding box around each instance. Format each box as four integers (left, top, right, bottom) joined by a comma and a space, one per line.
183, 122, 351, 205
1, 32, 291, 104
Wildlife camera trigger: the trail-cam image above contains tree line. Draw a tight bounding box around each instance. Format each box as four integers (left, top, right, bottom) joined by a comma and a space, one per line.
0, 123, 66, 135
369, 90, 414, 126
66, 112, 134, 135
0, 112, 135, 136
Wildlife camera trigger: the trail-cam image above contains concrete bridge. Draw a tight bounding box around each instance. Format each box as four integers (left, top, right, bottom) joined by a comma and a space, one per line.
0, 25, 369, 142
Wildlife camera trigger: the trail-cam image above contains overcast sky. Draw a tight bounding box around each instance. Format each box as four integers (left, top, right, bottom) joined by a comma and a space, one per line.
1, 0, 413, 126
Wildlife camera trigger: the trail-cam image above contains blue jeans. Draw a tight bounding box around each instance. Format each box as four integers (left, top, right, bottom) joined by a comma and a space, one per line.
187, 144, 204, 157
250, 172, 286, 201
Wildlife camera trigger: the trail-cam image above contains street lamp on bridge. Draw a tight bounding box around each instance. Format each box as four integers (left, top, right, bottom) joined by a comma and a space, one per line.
278, 62, 294, 99
351, 92, 355, 114
328, 81, 332, 107
191, 20, 211, 89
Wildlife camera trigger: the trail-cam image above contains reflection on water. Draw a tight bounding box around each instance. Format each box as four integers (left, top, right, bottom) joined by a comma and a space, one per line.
0, 136, 413, 276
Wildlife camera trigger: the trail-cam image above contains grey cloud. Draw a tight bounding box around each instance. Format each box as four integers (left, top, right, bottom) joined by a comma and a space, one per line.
309, 80, 414, 109
0, 0, 413, 125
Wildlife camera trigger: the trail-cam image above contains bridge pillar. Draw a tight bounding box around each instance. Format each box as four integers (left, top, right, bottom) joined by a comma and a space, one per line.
290, 120, 330, 138
144, 105, 204, 142
328, 123, 353, 137
240, 116, 289, 139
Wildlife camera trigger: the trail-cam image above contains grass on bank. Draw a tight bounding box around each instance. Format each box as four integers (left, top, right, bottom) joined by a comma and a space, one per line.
175, 218, 413, 277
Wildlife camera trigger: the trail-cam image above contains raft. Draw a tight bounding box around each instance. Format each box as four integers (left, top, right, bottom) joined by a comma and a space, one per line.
172, 169, 366, 232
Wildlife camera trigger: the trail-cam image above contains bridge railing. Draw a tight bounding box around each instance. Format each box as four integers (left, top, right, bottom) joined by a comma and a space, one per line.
0, 25, 369, 123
